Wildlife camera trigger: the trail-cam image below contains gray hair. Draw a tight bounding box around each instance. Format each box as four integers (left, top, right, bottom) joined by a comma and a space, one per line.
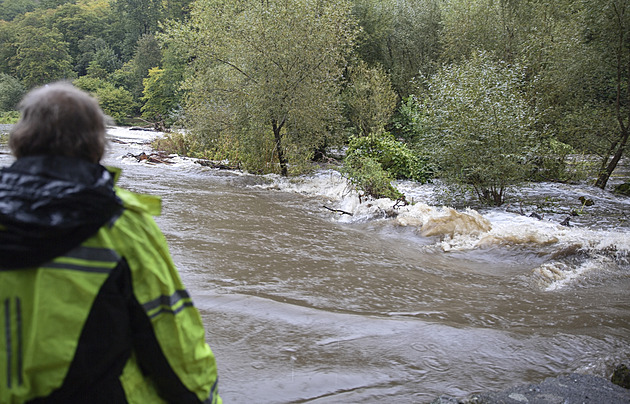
9, 82, 108, 163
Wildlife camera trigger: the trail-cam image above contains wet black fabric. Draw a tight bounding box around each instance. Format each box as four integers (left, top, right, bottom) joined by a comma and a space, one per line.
0, 155, 123, 269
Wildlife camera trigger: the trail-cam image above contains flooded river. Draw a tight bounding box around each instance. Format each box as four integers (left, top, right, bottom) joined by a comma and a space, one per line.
2, 127, 629, 403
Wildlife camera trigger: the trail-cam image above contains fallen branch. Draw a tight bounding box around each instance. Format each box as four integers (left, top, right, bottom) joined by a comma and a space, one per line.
322, 205, 353, 216
194, 159, 241, 171
128, 152, 174, 164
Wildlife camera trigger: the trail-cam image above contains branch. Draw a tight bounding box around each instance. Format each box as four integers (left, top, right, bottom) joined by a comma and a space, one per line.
322, 205, 353, 216
214, 57, 256, 83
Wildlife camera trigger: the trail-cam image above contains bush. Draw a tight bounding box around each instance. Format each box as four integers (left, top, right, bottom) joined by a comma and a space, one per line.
0, 111, 20, 124
342, 153, 404, 200
345, 131, 433, 182
74, 77, 136, 125
0, 74, 25, 112
342, 61, 398, 136
95, 86, 136, 125
151, 132, 197, 156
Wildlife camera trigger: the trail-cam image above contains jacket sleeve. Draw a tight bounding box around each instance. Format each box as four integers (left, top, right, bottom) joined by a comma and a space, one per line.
112, 189, 221, 404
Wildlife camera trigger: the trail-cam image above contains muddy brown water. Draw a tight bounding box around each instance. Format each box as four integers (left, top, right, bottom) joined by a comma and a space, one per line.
2, 128, 629, 403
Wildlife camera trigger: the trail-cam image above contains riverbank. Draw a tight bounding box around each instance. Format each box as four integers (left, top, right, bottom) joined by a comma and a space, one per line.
433, 372, 630, 404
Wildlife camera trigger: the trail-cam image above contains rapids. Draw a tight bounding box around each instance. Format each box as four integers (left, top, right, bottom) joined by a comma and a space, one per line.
1, 126, 628, 403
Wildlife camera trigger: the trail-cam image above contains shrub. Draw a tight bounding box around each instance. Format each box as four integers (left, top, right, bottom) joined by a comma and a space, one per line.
0, 74, 25, 112
345, 131, 432, 182
95, 86, 136, 125
0, 111, 20, 124
342, 153, 404, 200
74, 77, 136, 124
151, 132, 196, 156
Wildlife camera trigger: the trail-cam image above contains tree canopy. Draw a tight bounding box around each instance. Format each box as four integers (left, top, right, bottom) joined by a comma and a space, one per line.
0, 0, 627, 195
406, 52, 539, 205
165, 0, 358, 175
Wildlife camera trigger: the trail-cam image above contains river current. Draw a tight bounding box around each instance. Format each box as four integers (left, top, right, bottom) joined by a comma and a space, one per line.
2, 126, 629, 403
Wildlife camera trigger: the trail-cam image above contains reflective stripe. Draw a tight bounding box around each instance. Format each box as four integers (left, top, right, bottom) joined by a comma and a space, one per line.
142, 290, 194, 319
4, 297, 23, 389
63, 246, 120, 263
15, 298, 22, 387
42, 262, 114, 274
4, 299, 10, 389
42, 247, 120, 273
207, 378, 219, 404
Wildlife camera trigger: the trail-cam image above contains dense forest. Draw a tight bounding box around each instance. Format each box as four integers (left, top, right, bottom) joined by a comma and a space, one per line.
1, 0, 629, 204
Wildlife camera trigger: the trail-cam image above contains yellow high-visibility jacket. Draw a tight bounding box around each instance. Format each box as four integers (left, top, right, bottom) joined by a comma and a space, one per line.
0, 155, 221, 404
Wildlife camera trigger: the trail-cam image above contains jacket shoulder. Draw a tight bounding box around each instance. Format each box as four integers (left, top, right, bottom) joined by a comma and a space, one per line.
115, 187, 162, 217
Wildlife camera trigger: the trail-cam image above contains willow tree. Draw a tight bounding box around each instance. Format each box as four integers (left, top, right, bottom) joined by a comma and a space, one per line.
165, 0, 358, 175
352, 0, 442, 99
408, 52, 539, 206
588, 0, 630, 189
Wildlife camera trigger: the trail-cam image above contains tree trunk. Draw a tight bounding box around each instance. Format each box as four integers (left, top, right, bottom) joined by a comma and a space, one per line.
595, 127, 629, 189
596, 8, 630, 190
272, 118, 288, 176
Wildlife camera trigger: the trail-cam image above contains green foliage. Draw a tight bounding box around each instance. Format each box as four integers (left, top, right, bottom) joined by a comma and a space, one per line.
74, 76, 136, 124
527, 138, 579, 182
342, 153, 404, 200
342, 61, 398, 137
407, 52, 541, 206
129, 34, 161, 98
51, 1, 117, 67
352, 0, 442, 98
143, 42, 186, 126
111, 0, 162, 59
0, 111, 20, 124
0, 0, 37, 21
151, 132, 197, 156
0, 74, 25, 111
95, 86, 135, 125
77, 37, 122, 77
10, 25, 75, 88
166, 0, 358, 176
141, 67, 176, 123
346, 131, 432, 182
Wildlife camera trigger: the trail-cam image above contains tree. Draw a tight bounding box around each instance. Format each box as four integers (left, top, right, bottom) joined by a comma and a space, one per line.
95, 85, 135, 124
11, 25, 74, 87
166, 0, 358, 175
0, 73, 25, 111
74, 76, 135, 124
352, 0, 442, 98
408, 52, 539, 205
532, 0, 630, 189
588, 0, 630, 189
342, 61, 398, 137
111, 0, 163, 59
0, 0, 37, 21
440, 0, 544, 65
130, 33, 161, 97
51, 2, 115, 67
141, 67, 178, 124
0, 21, 17, 75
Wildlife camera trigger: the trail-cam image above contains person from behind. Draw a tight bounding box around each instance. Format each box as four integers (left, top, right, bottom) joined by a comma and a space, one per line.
0, 82, 221, 404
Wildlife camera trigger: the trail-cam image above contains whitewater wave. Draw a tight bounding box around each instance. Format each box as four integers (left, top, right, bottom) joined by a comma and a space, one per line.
254, 169, 630, 290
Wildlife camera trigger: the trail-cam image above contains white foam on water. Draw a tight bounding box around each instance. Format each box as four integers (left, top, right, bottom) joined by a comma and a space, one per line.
254, 167, 630, 290
107, 126, 162, 142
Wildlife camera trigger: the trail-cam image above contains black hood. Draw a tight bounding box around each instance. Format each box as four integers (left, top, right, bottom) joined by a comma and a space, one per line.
0, 155, 123, 269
